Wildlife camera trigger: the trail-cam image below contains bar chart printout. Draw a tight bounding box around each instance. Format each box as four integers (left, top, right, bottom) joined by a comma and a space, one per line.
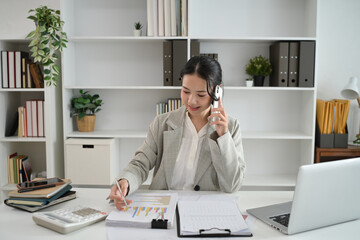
105, 193, 178, 228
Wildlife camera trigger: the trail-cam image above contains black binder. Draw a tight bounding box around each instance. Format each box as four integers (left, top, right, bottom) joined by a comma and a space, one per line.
269, 42, 289, 87
176, 206, 252, 238
163, 41, 173, 86
288, 42, 299, 87
298, 41, 315, 87
190, 41, 200, 58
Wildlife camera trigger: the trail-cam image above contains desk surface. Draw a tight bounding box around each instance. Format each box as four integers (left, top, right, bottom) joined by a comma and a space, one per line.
0, 188, 359, 240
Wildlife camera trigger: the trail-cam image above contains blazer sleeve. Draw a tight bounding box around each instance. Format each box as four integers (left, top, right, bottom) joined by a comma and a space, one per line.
119, 117, 160, 195
208, 119, 246, 193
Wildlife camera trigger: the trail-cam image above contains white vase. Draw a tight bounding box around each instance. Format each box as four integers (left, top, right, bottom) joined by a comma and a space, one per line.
246, 81, 254, 87
133, 29, 142, 37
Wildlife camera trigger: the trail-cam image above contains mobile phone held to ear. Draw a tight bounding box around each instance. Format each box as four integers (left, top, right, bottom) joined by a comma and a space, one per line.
211, 85, 223, 123
212, 85, 223, 109
17, 177, 64, 190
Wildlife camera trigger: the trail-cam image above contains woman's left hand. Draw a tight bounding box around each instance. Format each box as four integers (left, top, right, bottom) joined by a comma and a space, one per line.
209, 98, 228, 137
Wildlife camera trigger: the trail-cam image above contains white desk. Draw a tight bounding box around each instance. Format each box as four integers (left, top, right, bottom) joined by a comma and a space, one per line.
0, 188, 359, 239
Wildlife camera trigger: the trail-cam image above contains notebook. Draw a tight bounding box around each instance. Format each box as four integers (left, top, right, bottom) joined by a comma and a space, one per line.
247, 157, 360, 235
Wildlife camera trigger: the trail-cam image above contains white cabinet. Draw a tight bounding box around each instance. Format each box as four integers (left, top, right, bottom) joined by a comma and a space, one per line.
61, 0, 318, 189
0, 0, 63, 201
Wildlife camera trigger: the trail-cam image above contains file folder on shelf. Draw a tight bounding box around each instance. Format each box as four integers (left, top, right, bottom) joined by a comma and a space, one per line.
172, 40, 187, 86
288, 42, 299, 87
163, 41, 173, 86
269, 42, 289, 87
298, 41, 315, 87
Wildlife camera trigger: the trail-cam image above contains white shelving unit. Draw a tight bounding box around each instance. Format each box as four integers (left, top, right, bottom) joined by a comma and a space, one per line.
0, 0, 63, 201
61, 0, 318, 189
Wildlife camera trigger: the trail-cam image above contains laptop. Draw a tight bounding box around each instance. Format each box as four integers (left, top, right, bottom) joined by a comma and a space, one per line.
247, 157, 360, 235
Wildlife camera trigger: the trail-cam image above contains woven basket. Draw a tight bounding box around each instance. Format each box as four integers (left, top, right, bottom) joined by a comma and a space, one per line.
76, 115, 96, 132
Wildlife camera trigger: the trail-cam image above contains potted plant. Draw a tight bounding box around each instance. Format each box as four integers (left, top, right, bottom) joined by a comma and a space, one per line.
133, 21, 143, 37
245, 78, 254, 87
26, 6, 68, 87
70, 90, 103, 132
245, 55, 272, 86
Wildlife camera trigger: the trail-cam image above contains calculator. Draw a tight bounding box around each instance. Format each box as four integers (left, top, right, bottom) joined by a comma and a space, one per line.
32, 206, 108, 234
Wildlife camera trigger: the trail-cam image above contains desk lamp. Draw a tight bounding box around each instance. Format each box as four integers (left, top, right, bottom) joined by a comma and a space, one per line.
341, 76, 360, 143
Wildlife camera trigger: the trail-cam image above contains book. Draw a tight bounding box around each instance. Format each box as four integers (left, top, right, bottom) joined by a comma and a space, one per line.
4, 190, 76, 213
5, 110, 18, 137
26, 100, 33, 137
15, 51, 29, 88
21, 156, 32, 182
8, 179, 72, 198
7, 152, 17, 184
176, 195, 252, 237
170, 0, 177, 36
106, 192, 178, 228
158, 0, 165, 36
32, 100, 38, 137
164, 0, 171, 36
29, 62, 44, 88
7, 185, 73, 206
1, 51, 8, 88
8, 51, 15, 88
181, 0, 187, 36
37, 100, 44, 137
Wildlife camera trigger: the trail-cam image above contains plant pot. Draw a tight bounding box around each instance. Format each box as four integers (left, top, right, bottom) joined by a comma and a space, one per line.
76, 115, 96, 132
133, 29, 142, 37
246, 81, 254, 87
253, 76, 265, 86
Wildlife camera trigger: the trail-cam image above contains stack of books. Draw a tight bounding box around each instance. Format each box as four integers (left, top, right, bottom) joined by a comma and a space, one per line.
4, 179, 76, 212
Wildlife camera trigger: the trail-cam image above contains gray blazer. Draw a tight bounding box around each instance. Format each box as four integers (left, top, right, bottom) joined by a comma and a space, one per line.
120, 105, 246, 195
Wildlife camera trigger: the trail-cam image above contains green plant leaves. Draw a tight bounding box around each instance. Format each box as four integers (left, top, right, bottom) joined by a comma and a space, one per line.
26, 6, 67, 87
71, 90, 103, 117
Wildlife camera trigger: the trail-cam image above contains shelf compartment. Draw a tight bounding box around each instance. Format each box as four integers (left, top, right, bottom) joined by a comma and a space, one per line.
0, 137, 46, 142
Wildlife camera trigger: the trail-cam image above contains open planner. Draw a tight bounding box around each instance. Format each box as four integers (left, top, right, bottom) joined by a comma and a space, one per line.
176, 195, 252, 237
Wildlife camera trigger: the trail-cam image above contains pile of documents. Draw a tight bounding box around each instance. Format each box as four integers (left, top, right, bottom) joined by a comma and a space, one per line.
316, 99, 350, 134
4, 179, 76, 212
106, 192, 178, 228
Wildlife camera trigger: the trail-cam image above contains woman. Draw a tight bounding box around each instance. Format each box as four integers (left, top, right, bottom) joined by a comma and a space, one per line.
110, 56, 245, 210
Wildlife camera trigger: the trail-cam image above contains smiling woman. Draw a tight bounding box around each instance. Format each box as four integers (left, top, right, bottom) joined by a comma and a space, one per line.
109, 56, 246, 211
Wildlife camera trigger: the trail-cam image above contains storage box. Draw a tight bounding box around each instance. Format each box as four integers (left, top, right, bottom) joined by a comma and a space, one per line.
315, 122, 348, 148
65, 138, 119, 185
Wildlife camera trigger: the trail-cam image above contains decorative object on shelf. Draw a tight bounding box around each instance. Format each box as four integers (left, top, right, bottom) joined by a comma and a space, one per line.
134, 21, 143, 37
341, 76, 360, 144
71, 90, 103, 132
245, 55, 272, 87
245, 78, 254, 87
26, 6, 68, 87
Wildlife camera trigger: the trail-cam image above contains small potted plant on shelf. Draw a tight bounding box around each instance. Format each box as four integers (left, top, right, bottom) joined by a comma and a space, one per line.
245, 78, 254, 87
245, 55, 272, 87
26, 6, 68, 87
70, 90, 103, 132
134, 21, 143, 37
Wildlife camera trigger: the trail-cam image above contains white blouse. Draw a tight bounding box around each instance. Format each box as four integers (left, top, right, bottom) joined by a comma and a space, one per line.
170, 112, 208, 190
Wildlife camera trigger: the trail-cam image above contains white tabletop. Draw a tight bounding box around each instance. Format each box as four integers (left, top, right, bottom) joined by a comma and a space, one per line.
0, 188, 359, 240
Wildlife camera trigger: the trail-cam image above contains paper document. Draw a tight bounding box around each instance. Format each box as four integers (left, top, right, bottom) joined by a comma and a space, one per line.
106, 192, 178, 228
177, 197, 252, 236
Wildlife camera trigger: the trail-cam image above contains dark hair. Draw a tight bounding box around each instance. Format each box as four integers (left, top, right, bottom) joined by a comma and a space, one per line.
180, 56, 223, 101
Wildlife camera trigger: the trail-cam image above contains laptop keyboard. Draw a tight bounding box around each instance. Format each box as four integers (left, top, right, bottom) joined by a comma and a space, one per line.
269, 213, 290, 227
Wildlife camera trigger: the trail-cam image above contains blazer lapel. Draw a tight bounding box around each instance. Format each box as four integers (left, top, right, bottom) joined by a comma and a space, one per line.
163, 106, 186, 188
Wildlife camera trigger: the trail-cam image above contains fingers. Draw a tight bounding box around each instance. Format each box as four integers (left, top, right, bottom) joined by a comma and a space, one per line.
114, 198, 134, 211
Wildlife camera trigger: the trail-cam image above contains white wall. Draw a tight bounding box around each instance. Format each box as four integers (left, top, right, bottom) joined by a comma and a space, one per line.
317, 0, 360, 142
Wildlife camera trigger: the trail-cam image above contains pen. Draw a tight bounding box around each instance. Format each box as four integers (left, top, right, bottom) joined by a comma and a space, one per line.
18, 184, 56, 193
114, 178, 128, 207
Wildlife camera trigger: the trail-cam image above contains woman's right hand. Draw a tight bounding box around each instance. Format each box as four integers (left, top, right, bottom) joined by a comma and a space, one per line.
109, 179, 133, 210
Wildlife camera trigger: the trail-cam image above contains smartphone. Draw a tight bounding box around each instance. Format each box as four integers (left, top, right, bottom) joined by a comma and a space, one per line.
211, 85, 223, 123
17, 177, 64, 190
